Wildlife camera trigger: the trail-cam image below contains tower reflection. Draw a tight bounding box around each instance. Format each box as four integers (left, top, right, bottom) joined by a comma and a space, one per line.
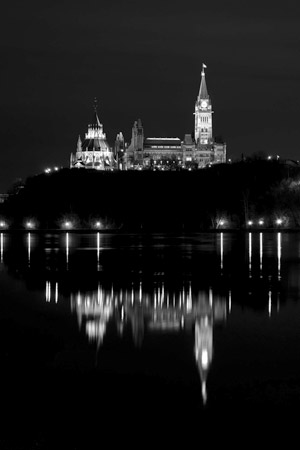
195, 316, 212, 404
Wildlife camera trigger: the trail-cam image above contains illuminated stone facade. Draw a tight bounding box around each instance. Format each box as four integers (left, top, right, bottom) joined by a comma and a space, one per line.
70, 102, 115, 170
125, 64, 226, 170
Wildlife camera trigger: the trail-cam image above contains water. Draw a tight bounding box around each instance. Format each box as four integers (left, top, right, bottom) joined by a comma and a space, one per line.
1, 231, 300, 447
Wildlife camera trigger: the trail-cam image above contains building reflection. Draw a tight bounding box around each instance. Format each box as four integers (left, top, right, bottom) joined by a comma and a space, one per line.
2, 231, 288, 407
70, 283, 227, 404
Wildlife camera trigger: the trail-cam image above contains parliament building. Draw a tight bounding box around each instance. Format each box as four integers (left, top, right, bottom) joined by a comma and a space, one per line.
70, 65, 226, 170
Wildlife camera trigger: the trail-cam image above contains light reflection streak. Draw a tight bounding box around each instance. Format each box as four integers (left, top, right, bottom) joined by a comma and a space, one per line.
55, 282, 58, 303
220, 232, 223, 269
97, 232, 100, 270
259, 232, 263, 277
209, 288, 213, 307
66, 232, 69, 269
0, 233, 3, 263
27, 232, 31, 266
46, 281, 51, 302
248, 232, 252, 277
268, 290, 272, 317
228, 290, 232, 313
277, 232, 281, 280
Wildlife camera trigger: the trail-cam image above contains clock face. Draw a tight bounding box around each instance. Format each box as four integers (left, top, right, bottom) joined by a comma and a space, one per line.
201, 101, 208, 108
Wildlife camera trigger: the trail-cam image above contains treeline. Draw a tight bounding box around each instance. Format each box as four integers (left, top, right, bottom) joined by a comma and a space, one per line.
2, 160, 300, 230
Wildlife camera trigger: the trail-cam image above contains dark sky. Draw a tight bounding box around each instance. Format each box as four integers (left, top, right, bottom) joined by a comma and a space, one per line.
1, 0, 300, 192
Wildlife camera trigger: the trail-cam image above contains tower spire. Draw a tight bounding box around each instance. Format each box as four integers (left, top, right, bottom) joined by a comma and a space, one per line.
94, 97, 98, 113
92, 97, 101, 127
199, 63, 209, 100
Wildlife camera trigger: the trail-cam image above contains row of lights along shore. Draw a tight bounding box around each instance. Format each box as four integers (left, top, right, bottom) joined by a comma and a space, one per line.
0, 218, 287, 230
218, 218, 284, 227
0, 220, 103, 230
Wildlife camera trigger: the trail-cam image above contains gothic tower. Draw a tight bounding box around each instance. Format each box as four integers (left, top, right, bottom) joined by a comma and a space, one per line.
194, 64, 213, 145
132, 118, 144, 151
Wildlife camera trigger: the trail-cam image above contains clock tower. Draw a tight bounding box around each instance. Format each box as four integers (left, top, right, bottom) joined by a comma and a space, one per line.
194, 64, 213, 145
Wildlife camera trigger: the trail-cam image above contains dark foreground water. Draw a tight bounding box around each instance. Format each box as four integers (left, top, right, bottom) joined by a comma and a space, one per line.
1, 231, 300, 447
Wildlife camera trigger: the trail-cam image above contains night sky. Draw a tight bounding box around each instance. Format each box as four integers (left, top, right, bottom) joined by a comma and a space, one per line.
1, 0, 300, 192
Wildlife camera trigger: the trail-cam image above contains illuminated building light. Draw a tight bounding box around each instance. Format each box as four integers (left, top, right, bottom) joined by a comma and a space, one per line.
95, 221, 101, 228
258, 219, 264, 225
26, 221, 35, 229
63, 221, 72, 229
267, 156, 272, 160
276, 218, 283, 225
219, 220, 225, 226
54, 167, 59, 171
247, 220, 253, 226
0, 221, 7, 228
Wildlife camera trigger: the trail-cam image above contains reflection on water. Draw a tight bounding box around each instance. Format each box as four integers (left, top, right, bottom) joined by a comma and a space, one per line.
0, 231, 298, 410
68, 283, 227, 404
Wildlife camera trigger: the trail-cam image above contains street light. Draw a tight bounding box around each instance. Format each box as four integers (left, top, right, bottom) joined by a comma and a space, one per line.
64, 221, 72, 229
